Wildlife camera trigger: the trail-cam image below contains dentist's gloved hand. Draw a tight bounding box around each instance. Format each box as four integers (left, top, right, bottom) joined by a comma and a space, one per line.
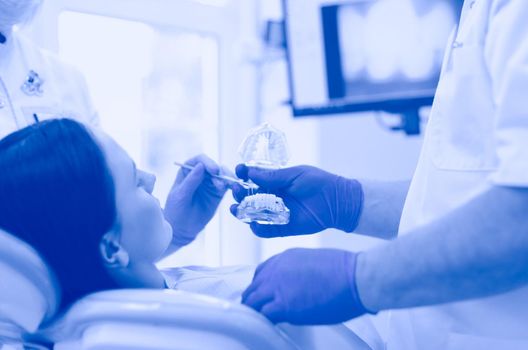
230, 165, 363, 237
164, 155, 228, 247
242, 248, 371, 325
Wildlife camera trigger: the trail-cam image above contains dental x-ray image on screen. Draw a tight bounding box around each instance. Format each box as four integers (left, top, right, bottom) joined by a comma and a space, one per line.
284, 0, 458, 116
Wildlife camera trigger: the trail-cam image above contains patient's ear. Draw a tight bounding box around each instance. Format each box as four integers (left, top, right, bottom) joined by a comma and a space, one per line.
100, 232, 130, 268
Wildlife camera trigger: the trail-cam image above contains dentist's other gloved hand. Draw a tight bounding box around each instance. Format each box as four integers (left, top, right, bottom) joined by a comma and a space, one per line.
165, 154, 228, 247
231, 165, 363, 237
242, 248, 371, 325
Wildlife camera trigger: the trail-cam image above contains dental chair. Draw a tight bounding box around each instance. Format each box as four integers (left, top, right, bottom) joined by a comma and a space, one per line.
41, 289, 373, 350
40, 289, 371, 350
0, 228, 374, 349
41, 289, 300, 350
0, 229, 58, 350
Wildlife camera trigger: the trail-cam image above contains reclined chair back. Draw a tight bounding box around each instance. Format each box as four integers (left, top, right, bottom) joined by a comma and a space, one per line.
0, 229, 59, 348
41, 289, 300, 350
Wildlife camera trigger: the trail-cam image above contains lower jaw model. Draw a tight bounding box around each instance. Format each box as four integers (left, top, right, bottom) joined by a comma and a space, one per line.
236, 193, 290, 225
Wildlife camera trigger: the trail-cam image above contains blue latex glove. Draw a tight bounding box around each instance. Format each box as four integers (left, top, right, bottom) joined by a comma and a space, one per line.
164, 155, 228, 247
242, 248, 371, 325
230, 165, 363, 237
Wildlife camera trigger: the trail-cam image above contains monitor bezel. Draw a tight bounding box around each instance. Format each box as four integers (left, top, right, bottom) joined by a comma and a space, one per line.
283, 0, 447, 117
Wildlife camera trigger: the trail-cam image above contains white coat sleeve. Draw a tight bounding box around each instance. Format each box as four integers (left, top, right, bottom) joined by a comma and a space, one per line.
485, 0, 528, 186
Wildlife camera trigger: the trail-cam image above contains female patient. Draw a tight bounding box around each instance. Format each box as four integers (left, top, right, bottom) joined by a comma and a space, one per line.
0, 118, 250, 310
0, 118, 378, 349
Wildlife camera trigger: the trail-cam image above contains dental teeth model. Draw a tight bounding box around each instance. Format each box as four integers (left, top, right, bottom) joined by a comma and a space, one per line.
236, 123, 290, 225
236, 193, 290, 225
238, 123, 289, 168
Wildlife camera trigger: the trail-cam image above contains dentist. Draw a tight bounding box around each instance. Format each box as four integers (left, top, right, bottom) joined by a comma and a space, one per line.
233, 1, 528, 349
0, 0, 98, 138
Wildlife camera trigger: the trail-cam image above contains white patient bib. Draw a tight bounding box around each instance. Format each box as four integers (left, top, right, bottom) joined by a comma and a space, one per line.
161, 265, 255, 303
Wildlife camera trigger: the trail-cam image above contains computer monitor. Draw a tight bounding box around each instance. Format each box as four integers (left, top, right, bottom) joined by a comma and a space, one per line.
284, 0, 459, 116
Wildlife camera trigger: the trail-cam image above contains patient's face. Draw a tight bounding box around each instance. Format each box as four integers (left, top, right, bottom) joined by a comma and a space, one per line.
96, 132, 172, 264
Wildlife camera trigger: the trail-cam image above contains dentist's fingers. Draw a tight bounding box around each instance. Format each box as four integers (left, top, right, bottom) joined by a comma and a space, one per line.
231, 183, 248, 202
242, 289, 275, 312
242, 255, 280, 302
229, 204, 239, 217
177, 163, 205, 196
175, 166, 191, 184
260, 302, 284, 324
211, 165, 235, 191
186, 154, 221, 176
235, 163, 250, 181
176, 154, 221, 185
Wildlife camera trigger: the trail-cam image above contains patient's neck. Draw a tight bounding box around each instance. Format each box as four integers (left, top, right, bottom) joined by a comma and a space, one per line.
108, 262, 166, 289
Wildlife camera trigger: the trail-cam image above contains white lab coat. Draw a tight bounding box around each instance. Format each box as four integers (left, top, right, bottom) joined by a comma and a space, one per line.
389, 1, 528, 349
0, 30, 98, 139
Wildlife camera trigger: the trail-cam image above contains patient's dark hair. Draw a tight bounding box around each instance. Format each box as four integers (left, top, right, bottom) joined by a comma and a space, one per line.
0, 119, 120, 310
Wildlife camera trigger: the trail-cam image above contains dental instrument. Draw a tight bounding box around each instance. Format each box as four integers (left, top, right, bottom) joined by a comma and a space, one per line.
173, 162, 258, 190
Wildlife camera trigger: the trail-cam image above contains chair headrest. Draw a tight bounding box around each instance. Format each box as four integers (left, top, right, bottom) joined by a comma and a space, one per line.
0, 229, 59, 333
